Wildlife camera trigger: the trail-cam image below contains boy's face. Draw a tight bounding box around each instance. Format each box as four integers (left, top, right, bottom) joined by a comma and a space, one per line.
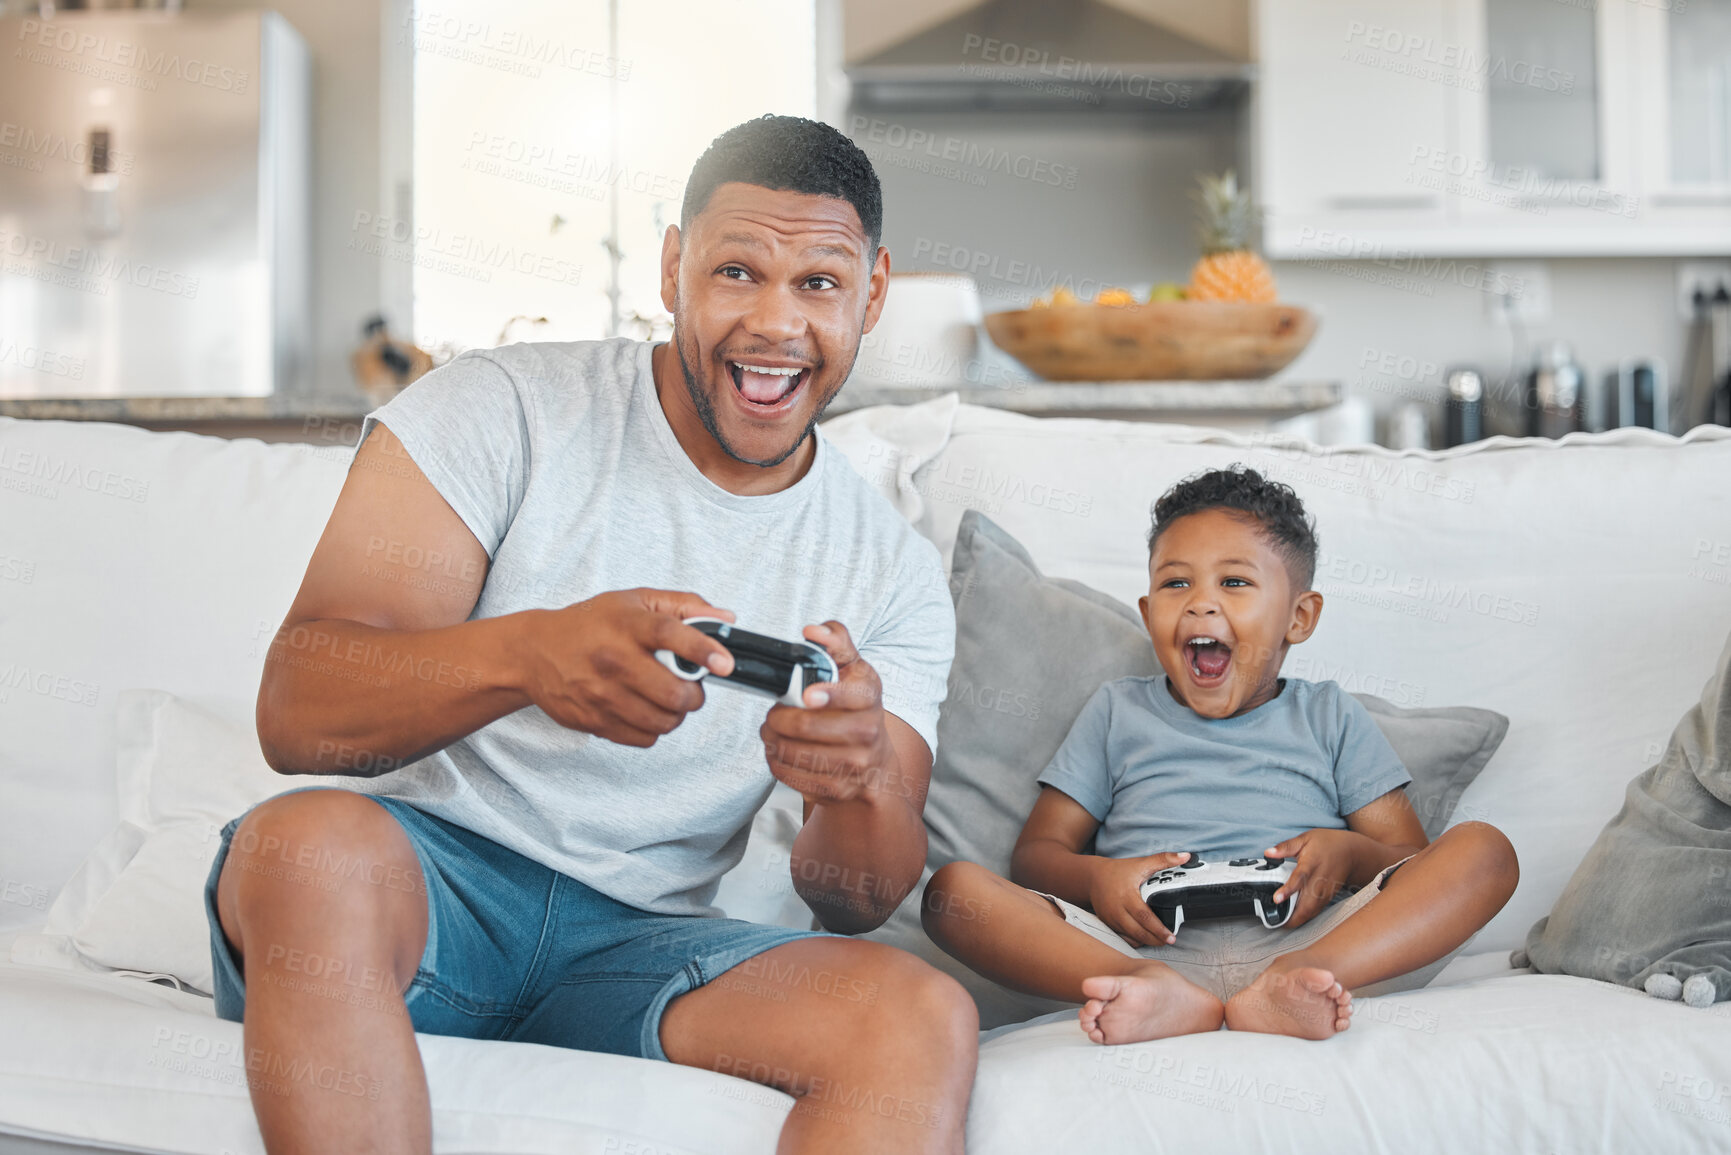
1138, 508, 1323, 719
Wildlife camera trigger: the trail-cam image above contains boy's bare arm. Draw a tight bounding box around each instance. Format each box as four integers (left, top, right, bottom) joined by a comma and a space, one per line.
1011, 787, 1188, 948
1265, 788, 1429, 927
1341, 788, 1429, 881
1009, 787, 1102, 901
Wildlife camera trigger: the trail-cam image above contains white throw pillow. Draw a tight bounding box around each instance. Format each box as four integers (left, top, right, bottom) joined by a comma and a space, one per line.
72, 819, 231, 989
11, 690, 288, 992
12, 690, 813, 992
818, 389, 960, 522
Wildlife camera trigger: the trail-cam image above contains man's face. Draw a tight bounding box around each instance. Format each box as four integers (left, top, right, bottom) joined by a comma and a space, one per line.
660, 182, 889, 468
1138, 508, 1322, 719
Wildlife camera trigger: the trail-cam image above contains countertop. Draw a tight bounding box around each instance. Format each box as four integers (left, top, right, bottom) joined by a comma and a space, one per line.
826, 379, 1342, 416
1, 378, 1341, 427
0, 394, 374, 423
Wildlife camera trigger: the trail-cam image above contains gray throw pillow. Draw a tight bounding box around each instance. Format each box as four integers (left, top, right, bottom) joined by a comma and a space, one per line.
1520, 628, 1731, 1006
1357, 695, 1508, 840
866, 509, 1510, 1027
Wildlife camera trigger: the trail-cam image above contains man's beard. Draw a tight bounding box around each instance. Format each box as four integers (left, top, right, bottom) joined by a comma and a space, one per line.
673, 327, 854, 469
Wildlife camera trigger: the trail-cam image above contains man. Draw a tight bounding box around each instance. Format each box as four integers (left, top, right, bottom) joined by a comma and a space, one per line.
209, 115, 977, 1154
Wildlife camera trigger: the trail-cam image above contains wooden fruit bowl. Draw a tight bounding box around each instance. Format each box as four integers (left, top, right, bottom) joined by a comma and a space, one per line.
983, 301, 1318, 381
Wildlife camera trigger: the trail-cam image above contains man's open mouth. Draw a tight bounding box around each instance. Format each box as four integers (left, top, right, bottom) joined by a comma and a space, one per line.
728, 360, 809, 408
1186, 636, 1233, 683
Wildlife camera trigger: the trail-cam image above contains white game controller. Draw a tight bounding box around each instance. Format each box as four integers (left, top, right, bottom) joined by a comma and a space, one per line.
1137, 854, 1297, 935
653, 617, 838, 708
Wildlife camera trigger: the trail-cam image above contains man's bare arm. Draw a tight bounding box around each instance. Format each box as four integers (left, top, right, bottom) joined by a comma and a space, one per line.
789, 713, 931, 933
257, 422, 735, 775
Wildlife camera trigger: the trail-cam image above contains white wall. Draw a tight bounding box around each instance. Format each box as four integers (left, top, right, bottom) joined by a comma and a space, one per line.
1270, 256, 1688, 437
864, 108, 1242, 309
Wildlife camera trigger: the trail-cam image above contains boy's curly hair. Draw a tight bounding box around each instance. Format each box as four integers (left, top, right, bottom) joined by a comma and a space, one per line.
1146, 465, 1319, 590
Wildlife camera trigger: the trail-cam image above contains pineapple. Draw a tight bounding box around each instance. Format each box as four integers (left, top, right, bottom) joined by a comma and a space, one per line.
1186, 171, 1277, 304
1029, 286, 1079, 308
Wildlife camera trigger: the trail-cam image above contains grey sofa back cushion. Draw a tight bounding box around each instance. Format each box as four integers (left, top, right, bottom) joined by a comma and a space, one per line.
865, 510, 1510, 1027
1358, 694, 1507, 840
925, 513, 1159, 874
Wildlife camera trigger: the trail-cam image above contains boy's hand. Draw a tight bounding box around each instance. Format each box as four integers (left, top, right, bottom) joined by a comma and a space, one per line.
1267, 829, 1359, 929
1087, 852, 1192, 947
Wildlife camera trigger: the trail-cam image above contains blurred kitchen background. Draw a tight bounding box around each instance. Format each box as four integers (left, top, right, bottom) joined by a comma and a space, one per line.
1, 0, 1728, 446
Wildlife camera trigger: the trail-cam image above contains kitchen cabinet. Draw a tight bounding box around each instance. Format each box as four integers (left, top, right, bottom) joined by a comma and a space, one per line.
1256, 0, 1456, 245
1632, 0, 1731, 240
1256, 0, 1731, 256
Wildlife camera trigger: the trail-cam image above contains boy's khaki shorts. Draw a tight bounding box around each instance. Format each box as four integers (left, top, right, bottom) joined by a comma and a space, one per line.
1031, 855, 1456, 1003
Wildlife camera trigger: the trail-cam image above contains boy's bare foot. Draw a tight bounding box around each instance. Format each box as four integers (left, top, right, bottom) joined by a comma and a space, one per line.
1077, 963, 1225, 1044
1224, 966, 1352, 1040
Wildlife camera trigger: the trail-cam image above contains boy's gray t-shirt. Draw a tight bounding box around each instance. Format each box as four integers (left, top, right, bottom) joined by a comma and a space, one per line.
1037, 675, 1411, 860
349, 338, 955, 916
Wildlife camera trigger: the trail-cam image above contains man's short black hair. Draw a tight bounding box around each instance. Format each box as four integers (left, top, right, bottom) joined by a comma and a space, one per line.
681, 114, 882, 251
1147, 465, 1319, 591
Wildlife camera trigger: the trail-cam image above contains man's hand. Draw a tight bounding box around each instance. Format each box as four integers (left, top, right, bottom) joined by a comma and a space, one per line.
518, 588, 737, 748
1267, 829, 1361, 929
768, 621, 930, 934
759, 621, 899, 807
1086, 852, 1193, 947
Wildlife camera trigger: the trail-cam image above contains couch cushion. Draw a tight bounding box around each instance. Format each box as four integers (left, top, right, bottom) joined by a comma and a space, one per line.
1356, 695, 1507, 840
886, 407, 1731, 954
968, 970, 1731, 1153
0, 961, 790, 1154
0, 418, 351, 936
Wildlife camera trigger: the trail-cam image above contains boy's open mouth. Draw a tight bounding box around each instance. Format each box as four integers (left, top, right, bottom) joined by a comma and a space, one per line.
728, 360, 809, 408
1186, 636, 1232, 684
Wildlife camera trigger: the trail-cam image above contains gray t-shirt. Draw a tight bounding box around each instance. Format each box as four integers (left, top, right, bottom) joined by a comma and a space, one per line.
350, 338, 955, 916
1037, 675, 1410, 860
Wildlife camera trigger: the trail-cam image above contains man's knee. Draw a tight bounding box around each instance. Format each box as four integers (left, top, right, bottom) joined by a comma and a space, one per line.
217, 790, 426, 963
904, 957, 980, 1055
851, 945, 978, 1058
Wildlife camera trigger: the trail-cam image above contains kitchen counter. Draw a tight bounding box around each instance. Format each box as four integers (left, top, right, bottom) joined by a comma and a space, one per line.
0, 393, 372, 422
827, 379, 1342, 419
0, 378, 1341, 441
0, 393, 375, 443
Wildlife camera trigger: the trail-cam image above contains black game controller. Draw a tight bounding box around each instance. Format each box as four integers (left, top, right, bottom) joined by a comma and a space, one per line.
1137, 854, 1297, 935
653, 617, 838, 708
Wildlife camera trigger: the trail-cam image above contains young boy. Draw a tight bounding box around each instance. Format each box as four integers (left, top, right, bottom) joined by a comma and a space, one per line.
923, 466, 1518, 1043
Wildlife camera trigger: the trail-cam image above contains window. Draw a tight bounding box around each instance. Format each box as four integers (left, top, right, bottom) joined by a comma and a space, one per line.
409, 0, 817, 355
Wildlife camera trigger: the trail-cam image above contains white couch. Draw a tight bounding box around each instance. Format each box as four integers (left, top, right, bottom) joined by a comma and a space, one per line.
4, 398, 1731, 1154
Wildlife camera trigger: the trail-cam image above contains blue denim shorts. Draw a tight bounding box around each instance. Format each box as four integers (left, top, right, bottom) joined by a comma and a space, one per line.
203, 787, 830, 1061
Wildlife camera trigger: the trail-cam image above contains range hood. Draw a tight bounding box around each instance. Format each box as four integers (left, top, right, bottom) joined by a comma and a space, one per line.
847, 0, 1252, 113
